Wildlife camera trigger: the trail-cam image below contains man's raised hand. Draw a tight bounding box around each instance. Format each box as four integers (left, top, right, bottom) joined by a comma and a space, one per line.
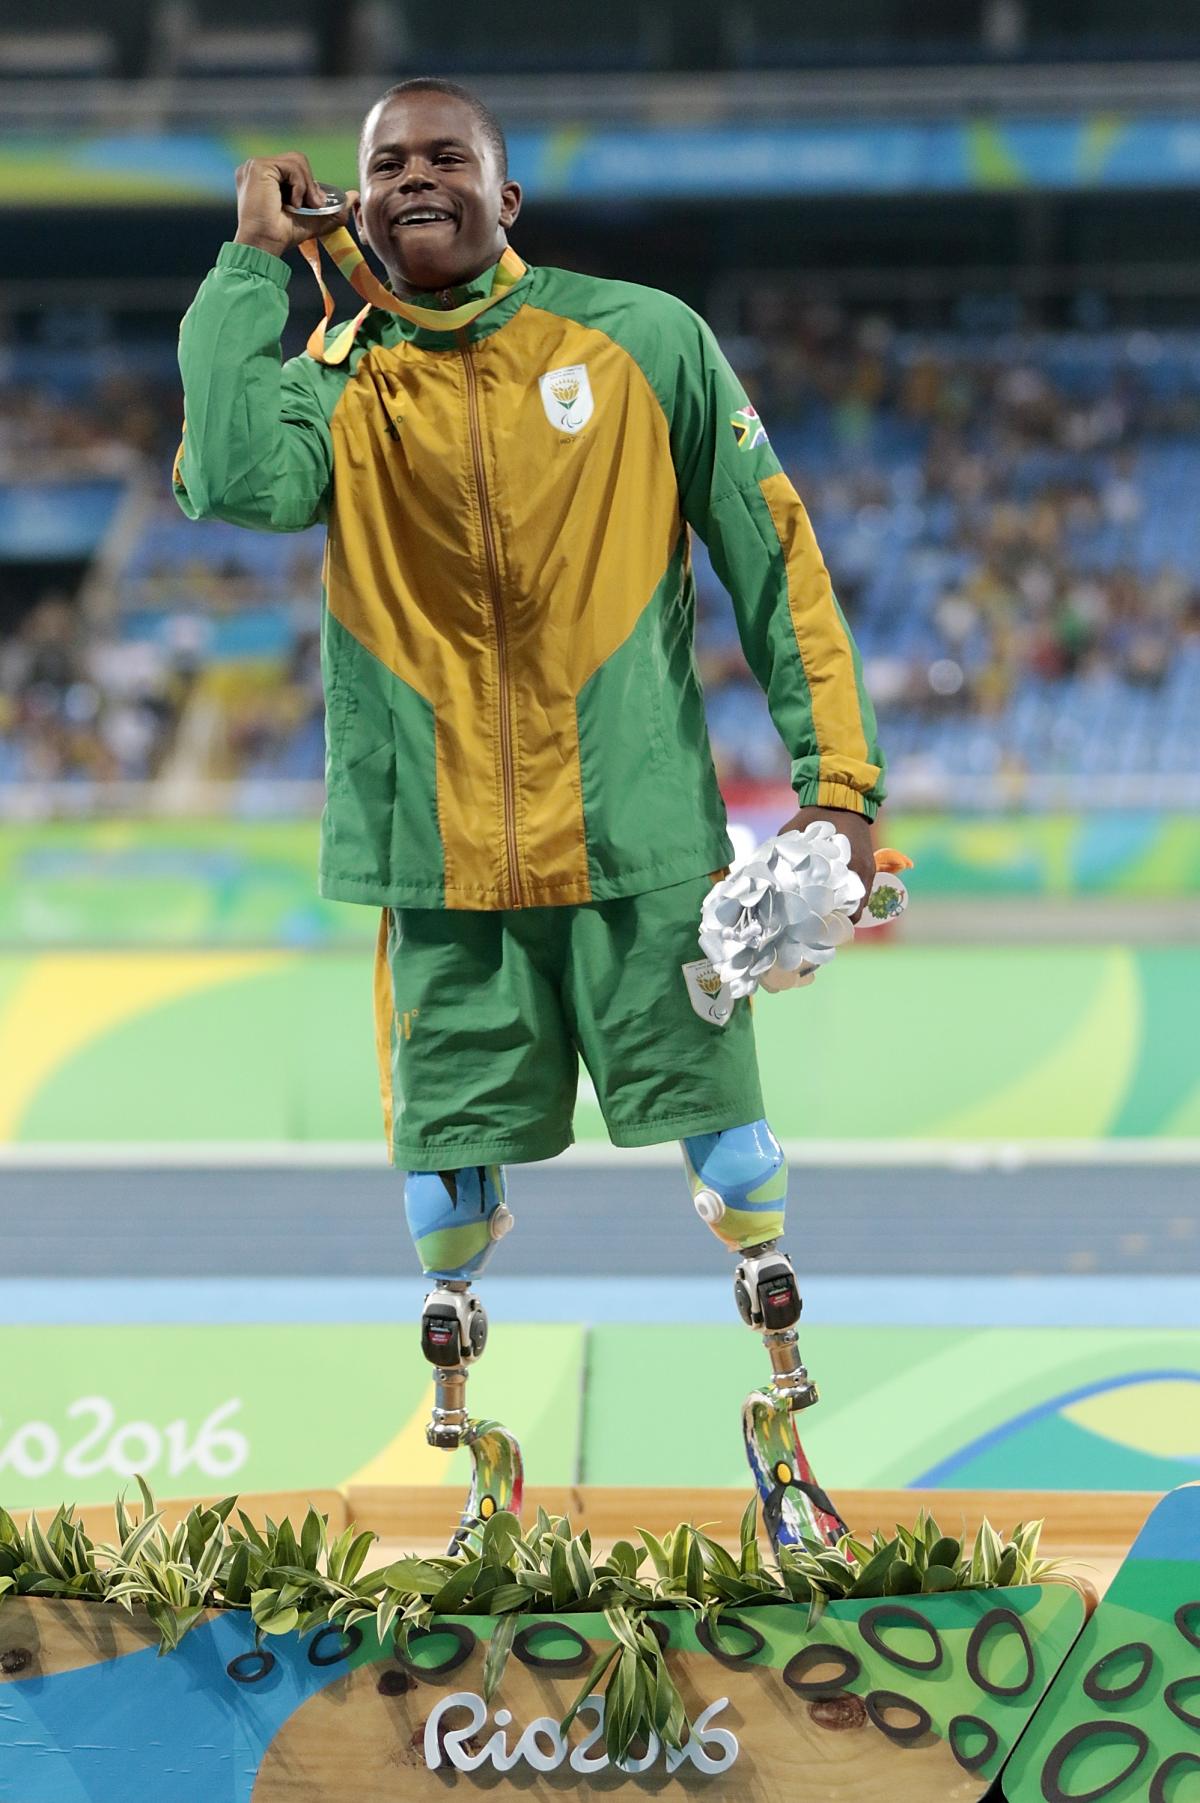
233, 154, 358, 260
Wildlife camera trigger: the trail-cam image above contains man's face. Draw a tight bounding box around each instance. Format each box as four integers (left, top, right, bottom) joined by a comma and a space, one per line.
356, 91, 522, 294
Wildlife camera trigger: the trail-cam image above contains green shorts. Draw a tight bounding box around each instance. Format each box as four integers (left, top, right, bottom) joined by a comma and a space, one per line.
373, 873, 764, 1167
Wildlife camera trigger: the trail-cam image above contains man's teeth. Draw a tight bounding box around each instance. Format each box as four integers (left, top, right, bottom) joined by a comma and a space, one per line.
398, 211, 451, 226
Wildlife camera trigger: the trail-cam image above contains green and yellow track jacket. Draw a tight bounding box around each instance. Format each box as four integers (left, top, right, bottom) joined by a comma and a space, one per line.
175, 240, 885, 911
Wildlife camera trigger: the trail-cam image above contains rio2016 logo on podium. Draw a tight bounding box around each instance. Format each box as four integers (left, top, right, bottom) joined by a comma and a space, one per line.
425, 1691, 738, 1775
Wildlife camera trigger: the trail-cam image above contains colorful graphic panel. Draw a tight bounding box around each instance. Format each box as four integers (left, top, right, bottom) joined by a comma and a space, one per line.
1, 945, 1197, 1144
2, 815, 1195, 947
0, 1587, 1084, 1802
0, 1324, 584, 1511
1004, 1484, 1200, 1803
585, 1328, 1200, 1494
9, 116, 1200, 204
0, 1324, 1194, 1512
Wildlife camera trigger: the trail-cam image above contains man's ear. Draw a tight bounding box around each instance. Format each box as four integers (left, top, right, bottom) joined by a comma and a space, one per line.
499, 180, 522, 230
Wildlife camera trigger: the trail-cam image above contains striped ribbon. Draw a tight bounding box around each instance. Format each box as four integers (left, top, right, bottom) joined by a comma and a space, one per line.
299, 228, 527, 364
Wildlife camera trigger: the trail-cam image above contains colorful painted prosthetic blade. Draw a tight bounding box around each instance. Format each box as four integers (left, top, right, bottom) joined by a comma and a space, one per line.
448, 1416, 524, 1554
743, 1388, 847, 1551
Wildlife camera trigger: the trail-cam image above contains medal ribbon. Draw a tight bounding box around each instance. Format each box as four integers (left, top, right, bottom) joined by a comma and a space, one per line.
299, 228, 527, 364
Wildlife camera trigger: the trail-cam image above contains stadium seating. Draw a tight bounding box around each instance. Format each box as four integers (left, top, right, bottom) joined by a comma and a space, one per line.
1, 326, 1198, 803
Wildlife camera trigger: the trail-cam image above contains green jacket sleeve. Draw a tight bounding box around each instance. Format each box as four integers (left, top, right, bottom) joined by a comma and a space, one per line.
667, 306, 885, 818
173, 241, 334, 533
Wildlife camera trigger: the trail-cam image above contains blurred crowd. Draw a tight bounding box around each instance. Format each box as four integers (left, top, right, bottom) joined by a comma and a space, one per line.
699, 307, 1200, 784
3, 310, 1200, 802
0, 369, 169, 483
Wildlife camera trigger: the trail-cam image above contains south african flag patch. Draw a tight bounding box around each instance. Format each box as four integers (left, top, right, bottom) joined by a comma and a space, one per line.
731, 404, 768, 450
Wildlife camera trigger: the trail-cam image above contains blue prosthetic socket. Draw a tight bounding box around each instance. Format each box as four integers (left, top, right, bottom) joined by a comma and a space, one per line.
681, 1119, 787, 1251
404, 1165, 512, 1280
683, 1121, 818, 1413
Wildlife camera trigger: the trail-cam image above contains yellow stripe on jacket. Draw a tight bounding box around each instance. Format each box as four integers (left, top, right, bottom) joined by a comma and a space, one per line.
326, 305, 682, 908
759, 471, 883, 811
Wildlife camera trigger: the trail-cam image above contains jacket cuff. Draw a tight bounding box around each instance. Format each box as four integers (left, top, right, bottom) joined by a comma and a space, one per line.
216, 241, 292, 287
793, 779, 879, 821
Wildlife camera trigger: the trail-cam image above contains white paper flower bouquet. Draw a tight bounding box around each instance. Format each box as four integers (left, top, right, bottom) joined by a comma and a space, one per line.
698, 821, 911, 998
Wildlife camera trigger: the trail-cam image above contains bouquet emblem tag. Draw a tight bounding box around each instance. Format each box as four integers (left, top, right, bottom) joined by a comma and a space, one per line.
682, 958, 734, 1026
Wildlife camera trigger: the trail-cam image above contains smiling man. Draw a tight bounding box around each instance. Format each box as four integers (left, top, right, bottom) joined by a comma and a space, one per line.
174, 80, 884, 1521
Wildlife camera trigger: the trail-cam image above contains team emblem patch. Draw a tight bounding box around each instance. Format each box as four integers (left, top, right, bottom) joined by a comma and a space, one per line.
539, 364, 594, 435
682, 958, 734, 1027
730, 403, 768, 450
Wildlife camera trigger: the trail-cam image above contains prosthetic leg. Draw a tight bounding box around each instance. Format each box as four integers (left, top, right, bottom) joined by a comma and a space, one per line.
682, 1122, 847, 1554
406, 1166, 523, 1551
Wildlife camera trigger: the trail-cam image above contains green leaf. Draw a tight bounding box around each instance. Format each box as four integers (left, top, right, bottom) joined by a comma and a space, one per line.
603, 1603, 641, 1655
135, 1474, 156, 1519
927, 1535, 961, 1571
223, 1542, 251, 1607
26, 1514, 67, 1580
482, 1611, 517, 1701
604, 1645, 637, 1762
779, 1566, 814, 1603
300, 1507, 324, 1570
549, 1538, 572, 1611
695, 1532, 740, 1582
430, 1558, 484, 1615
274, 1519, 299, 1569
567, 1539, 596, 1601
995, 1545, 1019, 1587
483, 1583, 529, 1614
559, 1643, 619, 1737
637, 1529, 670, 1579
371, 1557, 448, 1597
146, 1598, 183, 1653
184, 1509, 207, 1570
236, 1512, 267, 1553
608, 1541, 640, 1579
847, 1538, 900, 1598
884, 1559, 921, 1595
922, 1564, 957, 1593
668, 1526, 690, 1585
257, 1606, 301, 1636
375, 1593, 400, 1647
195, 1528, 225, 1594
480, 1511, 522, 1569
975, 1519, 1004, 1584
340, 1531, 377, 1588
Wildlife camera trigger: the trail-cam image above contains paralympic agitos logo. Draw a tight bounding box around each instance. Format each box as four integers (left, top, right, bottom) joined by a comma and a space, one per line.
424, 1691, 740, 1776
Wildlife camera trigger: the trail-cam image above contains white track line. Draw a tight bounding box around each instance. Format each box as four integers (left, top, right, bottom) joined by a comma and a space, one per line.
1, 1139, 1198, 1169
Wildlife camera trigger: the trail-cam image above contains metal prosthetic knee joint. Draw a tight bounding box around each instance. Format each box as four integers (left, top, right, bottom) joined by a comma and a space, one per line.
406, 1166, 512, 1450
420, 1283, 488, 1449
733, 1242, 818, 1411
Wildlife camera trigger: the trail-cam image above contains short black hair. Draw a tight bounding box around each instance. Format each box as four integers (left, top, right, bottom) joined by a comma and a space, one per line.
360, 78, 508, 180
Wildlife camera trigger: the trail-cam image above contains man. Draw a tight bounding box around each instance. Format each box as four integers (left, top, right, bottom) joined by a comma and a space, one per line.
175, 79, 885, 1512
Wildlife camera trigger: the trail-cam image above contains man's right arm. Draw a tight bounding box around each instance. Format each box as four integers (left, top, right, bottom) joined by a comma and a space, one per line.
174, 153, 355, 533
174, 244, 334, 532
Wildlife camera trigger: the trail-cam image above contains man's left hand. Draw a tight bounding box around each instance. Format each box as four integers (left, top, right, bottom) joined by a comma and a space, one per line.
778, 805, 874, 924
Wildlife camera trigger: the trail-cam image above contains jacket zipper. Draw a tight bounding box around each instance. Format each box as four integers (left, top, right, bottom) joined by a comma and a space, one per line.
459, 333, 522, 908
